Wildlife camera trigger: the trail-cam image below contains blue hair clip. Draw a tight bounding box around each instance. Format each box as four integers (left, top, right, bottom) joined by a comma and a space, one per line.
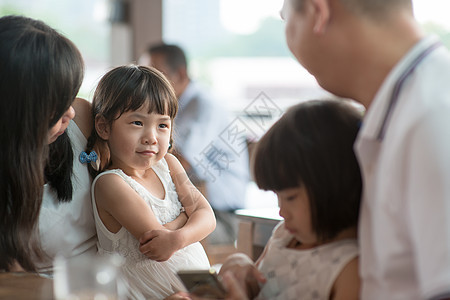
79, 150, 98, 164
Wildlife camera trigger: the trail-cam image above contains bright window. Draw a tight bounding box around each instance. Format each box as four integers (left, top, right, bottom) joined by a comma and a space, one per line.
0, 0, 110, 99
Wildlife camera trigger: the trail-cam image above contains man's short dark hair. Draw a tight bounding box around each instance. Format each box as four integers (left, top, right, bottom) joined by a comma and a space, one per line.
147, 43, 187, 73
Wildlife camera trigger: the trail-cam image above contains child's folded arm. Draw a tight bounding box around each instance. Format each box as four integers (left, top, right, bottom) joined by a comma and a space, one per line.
164, 153, 216, 248
94, 172, 165, 239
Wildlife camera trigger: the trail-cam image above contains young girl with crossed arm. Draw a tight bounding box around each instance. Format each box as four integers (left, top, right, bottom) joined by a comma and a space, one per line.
219, 99, 363, 300
85, 65, 215, 299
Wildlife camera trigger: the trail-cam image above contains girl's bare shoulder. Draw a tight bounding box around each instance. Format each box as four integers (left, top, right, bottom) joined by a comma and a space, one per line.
330, 256, 360, 300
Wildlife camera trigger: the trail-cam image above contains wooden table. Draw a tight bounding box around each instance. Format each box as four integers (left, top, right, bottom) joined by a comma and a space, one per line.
235, 208, 282, 261
0, 272, 53, 299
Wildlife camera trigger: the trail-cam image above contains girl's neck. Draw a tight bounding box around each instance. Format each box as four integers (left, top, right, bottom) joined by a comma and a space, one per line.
288, 227, 357, 250
108, 160, 153, 179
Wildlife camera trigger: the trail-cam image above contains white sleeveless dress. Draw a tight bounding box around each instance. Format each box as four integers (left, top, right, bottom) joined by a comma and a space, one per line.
256, 221, 359, 300
91, 158, 210, 299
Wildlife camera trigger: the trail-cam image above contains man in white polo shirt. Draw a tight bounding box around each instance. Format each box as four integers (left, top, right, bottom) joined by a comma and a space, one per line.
280, 0, 450, 299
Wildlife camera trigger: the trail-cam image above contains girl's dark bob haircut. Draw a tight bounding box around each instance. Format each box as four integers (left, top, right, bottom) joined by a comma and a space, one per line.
92, 65, 178, 122
252, 99, 363, 242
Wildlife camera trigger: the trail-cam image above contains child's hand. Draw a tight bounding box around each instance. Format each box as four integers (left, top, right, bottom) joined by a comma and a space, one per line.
221, 271, 250, 300
189, 272, 249, 300
219, 253, 266, 298
165, 212, 188, 230
139, 229, 183, 261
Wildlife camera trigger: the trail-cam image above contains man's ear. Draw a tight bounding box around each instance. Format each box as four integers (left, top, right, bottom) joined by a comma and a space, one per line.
311, 0, 331, 34
95, 115, 110, 140
172, 66, 188, 85
178, 66, 188, 81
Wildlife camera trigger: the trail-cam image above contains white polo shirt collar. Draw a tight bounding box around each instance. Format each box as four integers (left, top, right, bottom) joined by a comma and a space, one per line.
358, 35, 441, 142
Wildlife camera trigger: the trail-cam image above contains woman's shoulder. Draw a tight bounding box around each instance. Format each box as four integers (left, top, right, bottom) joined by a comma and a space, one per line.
72, 97, 92, 139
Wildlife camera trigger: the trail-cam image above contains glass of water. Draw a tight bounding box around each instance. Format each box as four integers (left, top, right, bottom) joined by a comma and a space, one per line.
53, 253, 127, 300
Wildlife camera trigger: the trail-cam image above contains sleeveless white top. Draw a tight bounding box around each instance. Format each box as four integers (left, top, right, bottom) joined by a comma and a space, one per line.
91, 158, 210, 300
36, 121, 97, 273
256, 221, 359, 300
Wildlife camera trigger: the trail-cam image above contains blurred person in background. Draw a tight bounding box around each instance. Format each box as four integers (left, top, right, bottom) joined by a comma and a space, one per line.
139, 44, 250, 246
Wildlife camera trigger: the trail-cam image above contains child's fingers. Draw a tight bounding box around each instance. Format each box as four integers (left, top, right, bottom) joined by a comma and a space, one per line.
251, 268, 266, 284
139, 230, 157, 245
139, 230, 159, 257
222, 271, 249, 300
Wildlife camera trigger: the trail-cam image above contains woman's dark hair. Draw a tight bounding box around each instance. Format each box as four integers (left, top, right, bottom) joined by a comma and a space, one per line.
86, 65, 178, 177
0, 15, 84, 271
45, 132, 75, 202
253, 99, 363, 242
